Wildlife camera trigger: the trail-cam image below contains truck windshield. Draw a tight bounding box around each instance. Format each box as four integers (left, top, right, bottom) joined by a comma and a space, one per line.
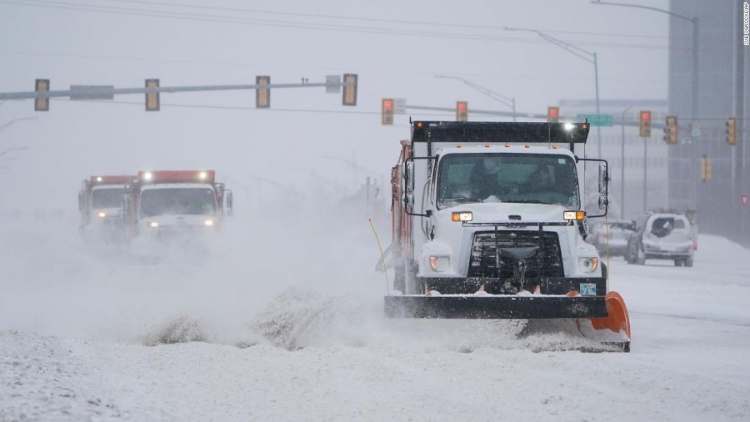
437, 153, 580, 209
140, 188, 216, 217
91, 187, 124, 209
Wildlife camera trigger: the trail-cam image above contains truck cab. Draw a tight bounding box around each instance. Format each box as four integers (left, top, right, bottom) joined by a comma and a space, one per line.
392, 121, 609, 298
124, 170, 232, 250
79, 175, 133, 237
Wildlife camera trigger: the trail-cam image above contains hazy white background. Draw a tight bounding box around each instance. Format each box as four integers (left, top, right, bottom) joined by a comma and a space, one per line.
3, 3, 750, 421
0, 0, 668, 213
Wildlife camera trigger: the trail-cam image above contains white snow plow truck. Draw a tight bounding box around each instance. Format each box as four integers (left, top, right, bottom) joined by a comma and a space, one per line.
123, 170, 233, 256
384, 121, 631, 352
78, 175, 133, 240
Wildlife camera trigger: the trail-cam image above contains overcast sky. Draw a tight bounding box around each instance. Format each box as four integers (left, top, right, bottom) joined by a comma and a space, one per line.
0, 0, 670, 212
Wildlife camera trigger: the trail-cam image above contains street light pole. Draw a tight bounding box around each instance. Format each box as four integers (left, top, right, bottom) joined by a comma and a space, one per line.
504, 27, 602, 158
643, 133, 650, 214
621, 106, 633, 218
434, 75, 517, 121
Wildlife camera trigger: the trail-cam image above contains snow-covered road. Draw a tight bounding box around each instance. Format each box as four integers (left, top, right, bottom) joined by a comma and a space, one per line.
1, 216, 749, 421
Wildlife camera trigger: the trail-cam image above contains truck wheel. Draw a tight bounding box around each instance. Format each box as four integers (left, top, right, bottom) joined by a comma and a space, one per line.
684, 258, 694, 268
674, 259, 683, 267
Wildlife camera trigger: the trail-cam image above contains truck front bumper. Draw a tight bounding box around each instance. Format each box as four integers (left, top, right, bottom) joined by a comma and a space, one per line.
419, 276, 607, 296
384, 294, 607, 319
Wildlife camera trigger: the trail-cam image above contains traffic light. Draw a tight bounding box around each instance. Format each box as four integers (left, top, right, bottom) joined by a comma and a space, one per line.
547, 106, 559, 123
342, 73, 358, 106
456, 101, 468, 122
663, 115, 678, 144
381, 98, 394, 125
145, 79, 160, 111
726, 117, 737, 146
256, 75, 270, 108
700, 156, 712, 181
34, 79, 50, 112
639, 110, 652, 138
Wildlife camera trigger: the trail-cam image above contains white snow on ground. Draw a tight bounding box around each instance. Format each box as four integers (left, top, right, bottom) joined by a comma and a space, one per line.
1, 210, 749, 421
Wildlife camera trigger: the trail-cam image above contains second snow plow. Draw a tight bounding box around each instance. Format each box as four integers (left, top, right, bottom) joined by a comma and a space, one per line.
382, 121, 631, 352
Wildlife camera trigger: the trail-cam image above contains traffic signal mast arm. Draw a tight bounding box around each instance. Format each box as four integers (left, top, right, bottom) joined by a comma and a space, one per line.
0, 78, 359, 101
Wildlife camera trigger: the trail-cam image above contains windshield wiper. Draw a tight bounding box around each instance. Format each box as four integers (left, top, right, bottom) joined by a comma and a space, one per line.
503, 199, 547, 204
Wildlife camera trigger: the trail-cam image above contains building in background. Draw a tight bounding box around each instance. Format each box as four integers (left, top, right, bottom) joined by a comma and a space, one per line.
668, 0, 749, 246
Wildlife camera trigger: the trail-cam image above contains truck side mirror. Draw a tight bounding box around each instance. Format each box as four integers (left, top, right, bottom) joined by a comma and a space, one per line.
405, 161, 415, 194
226, 190, 234, 217
598, 163, 608, 195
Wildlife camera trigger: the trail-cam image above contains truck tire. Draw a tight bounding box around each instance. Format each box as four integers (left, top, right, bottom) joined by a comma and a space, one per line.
684, 258, 694, 268
674, 259, 683, 267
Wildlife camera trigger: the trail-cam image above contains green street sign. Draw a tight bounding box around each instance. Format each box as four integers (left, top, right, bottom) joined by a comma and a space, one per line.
577, 113, 614, 127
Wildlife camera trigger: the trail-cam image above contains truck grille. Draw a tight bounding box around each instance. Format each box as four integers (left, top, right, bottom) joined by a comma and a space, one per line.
468, 230, 564, 279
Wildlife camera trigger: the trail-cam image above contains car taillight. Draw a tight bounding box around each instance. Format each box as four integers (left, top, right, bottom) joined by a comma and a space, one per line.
693, 242, 697, 250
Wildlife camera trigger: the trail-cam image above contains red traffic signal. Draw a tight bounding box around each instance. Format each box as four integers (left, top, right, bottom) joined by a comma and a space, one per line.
382, 98, 394, 125
456, 101, 468, 121
547, 106, 559, 123
639, 110, 652, 138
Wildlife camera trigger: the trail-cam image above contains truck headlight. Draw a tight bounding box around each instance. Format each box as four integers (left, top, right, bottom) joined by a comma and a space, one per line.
148, 221, 158, 228
451, 211, 473, 222
579, 257, 598, 273
429, 256, 450, 272
563, 210, 586, 221
97, 212, 106, 218
204, 219, 214, 226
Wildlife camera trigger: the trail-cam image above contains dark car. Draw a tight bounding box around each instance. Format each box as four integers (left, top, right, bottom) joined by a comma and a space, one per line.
626, 212, 696, 267
587, 220, 636, 256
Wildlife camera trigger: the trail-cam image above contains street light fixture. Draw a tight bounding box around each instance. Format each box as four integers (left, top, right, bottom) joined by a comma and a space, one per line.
0, 116, 38, 134
504, 27, 602, 158
433, 75, 517, 122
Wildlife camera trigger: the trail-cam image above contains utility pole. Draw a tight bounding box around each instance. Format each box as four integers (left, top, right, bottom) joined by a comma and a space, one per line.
621, 106, 633, 218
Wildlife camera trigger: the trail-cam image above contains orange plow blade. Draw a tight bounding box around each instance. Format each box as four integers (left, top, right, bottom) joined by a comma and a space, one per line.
569, 290, 631, 352
591, 291, 631, 340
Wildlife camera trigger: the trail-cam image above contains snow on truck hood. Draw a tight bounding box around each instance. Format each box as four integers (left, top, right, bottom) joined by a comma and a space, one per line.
438, 202, 569, 224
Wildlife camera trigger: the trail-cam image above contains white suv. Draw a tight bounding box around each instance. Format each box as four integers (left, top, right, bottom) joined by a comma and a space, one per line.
626, 213, 696, 267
